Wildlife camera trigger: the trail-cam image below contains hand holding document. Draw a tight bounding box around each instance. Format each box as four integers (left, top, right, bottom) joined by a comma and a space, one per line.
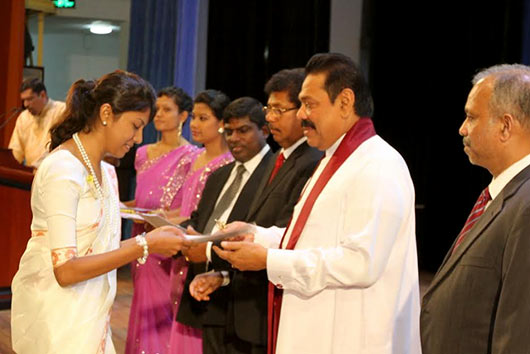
120, 203, 254, 243
209, 222, 267, 271
213, 238, 267, 271
183, 223, 255, 243
215, 221, 256, 242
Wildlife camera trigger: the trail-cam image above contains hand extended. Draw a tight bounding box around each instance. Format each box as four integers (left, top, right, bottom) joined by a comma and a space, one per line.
145, 225, 192, 257
221, 221, 256, 242
213, 241, 267, 271
182, 226, 208, 262
189, 271, 224, 301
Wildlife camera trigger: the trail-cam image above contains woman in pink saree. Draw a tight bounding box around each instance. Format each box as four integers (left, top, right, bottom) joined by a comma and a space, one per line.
126, 89, 233, 354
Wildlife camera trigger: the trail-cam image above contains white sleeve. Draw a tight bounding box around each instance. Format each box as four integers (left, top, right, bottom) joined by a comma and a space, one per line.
266, 156, 414, 297
254, 225, 285, 249
38, 155, 85, 250
206, 241, 213, 262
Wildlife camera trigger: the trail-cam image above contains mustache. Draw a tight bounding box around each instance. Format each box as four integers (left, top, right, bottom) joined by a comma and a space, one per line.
301, 119, 316, 129
463, 137, 470, 146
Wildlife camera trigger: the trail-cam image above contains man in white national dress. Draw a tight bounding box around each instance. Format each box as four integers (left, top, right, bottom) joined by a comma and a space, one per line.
212, 53, 422, 354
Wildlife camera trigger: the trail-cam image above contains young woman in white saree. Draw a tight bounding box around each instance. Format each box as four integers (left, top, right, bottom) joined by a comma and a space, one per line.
10, 70, 191, 354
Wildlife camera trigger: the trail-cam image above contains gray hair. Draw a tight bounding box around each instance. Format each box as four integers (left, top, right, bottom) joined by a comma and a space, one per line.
473, 64, 530, 128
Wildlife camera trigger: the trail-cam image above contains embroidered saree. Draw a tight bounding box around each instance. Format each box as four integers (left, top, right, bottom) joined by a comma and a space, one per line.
11, 150, 121, 354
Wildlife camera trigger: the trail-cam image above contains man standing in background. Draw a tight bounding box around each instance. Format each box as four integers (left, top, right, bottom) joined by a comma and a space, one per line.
9, 78, 65, 167
421, 64, 530, 354
177, 96, 273, 353
189, 68, 322, 353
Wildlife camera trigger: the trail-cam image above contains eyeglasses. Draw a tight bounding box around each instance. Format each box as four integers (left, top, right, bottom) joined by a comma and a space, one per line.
262, 106, 298, 118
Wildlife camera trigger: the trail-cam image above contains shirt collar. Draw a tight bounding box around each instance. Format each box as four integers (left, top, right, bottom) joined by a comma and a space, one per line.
489, 153, 530, 200
30, 98, 53, 119
235, 144, 271, 175
279, 137, 307, 159
325, 134, 346, 158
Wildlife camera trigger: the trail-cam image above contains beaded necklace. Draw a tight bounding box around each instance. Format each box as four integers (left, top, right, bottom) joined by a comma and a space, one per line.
72, 132, 119, 245
73, 133, 104, 199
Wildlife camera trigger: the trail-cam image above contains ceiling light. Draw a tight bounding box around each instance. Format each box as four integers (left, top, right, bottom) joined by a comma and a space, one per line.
89, 21, 113, 35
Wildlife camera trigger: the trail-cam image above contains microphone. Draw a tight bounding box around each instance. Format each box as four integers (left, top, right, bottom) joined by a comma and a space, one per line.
0, 107, 23, 130
0, 107, 20, 119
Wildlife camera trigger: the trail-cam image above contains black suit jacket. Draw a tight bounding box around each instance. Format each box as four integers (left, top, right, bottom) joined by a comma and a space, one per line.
210, 142, 323, 345
177, 150, 273, 328
420, 164, 530, 354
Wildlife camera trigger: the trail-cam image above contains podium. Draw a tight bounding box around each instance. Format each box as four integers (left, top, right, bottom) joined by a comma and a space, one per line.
0, 148, 33, 309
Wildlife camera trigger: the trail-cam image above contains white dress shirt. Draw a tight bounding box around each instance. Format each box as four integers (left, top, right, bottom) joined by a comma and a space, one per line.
205, 144, 270, 261
277, 136, 307, 159
257, 134, 422, 354
9, 99, 66, 167
251, 137, 309, 248
487, 153, 530, 207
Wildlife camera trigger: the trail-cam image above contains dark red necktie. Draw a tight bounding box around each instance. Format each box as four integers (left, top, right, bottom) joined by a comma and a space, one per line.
452, 187, 491, 254
268, 153, 285, 184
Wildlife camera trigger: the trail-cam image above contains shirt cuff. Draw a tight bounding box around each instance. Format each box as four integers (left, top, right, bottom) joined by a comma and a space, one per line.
254, 225, 285, 249
266, 248, 296, 289
220, 270, 230, 286
206, 241, 213, 262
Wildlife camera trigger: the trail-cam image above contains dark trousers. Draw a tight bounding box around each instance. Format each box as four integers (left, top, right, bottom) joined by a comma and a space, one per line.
202, 325, 266, 354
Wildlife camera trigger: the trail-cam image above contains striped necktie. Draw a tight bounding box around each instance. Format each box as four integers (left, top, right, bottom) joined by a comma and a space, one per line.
204, 164, 246, 233
452, 187, 491, 254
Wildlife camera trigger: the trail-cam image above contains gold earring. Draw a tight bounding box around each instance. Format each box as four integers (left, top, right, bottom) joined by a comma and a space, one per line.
102, 121, 107, 126
177, 121, 183, 139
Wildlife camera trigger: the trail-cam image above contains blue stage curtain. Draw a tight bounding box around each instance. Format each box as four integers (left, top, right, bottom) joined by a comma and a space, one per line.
127, 0, 200, 144
173, 0, 202, 141
122, 0, 201, 238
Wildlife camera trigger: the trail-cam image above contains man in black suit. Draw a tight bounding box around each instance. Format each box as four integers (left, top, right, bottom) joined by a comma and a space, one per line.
187, 69, 323, 354
421, 64, 530, 353
176, 96, 273, 352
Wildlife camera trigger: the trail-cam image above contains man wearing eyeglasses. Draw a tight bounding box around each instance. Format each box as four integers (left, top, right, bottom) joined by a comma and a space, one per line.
182, 69, 322, 354
249, 68, 323, 227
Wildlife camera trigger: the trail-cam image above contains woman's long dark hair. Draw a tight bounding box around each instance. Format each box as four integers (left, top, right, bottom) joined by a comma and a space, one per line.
50, 70, 156, 150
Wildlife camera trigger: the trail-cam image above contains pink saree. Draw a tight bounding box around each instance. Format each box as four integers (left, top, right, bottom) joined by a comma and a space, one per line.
125, 144, 233, 354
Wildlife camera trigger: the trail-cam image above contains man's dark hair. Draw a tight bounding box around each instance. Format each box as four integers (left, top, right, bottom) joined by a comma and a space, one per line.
223, 96, 266, 128
158, 86, 193, 113
305, 52, 374, 117
20, 77, 46, 94
264, 68, 305, 107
